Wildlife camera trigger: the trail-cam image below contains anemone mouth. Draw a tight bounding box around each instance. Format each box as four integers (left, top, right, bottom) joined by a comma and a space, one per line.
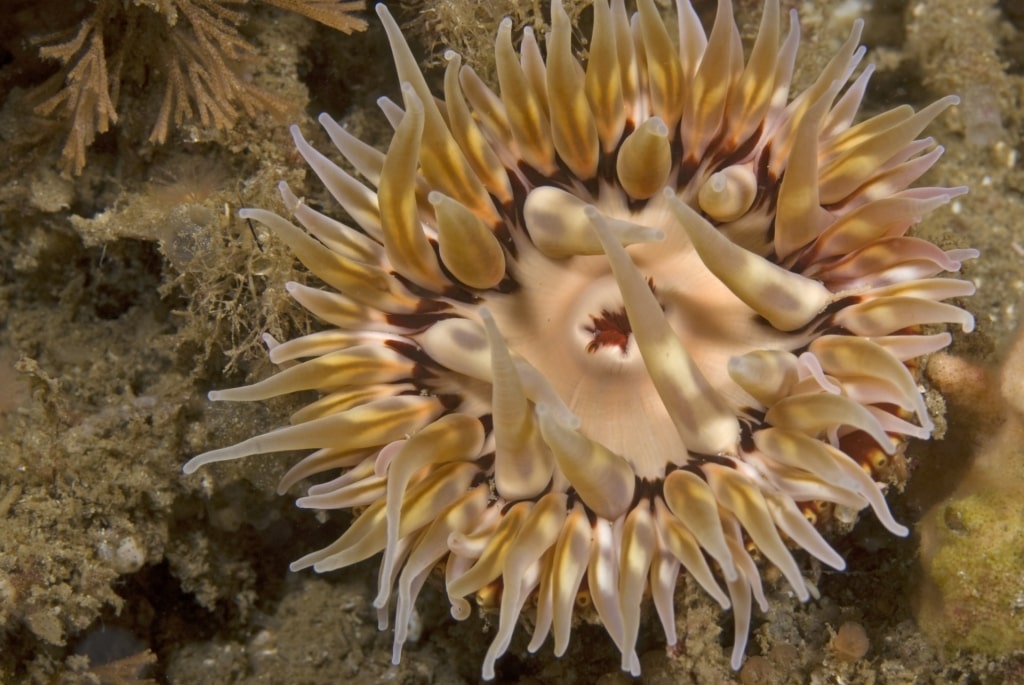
184, 0, 976, 679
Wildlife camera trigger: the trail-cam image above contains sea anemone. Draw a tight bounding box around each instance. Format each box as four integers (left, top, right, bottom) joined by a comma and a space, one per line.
184, 0, 977, 677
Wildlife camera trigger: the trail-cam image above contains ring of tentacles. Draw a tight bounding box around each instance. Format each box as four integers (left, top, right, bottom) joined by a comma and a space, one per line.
185, 0, 976, 678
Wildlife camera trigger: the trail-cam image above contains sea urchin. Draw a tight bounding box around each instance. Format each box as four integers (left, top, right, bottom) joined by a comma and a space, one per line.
184, 0, 977, 677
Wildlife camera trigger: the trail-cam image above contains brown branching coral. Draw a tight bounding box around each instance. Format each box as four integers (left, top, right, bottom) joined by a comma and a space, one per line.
143, 0, 289, 147
25, 0, 367, 175
263, 0, 368, 33
32, 5, 121, 177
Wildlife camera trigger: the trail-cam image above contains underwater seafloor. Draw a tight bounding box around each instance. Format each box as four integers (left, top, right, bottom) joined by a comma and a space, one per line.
1, 0, 1023, 683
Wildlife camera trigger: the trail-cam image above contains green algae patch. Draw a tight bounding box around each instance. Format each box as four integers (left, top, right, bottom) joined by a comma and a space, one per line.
916, 337, 1024, 659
